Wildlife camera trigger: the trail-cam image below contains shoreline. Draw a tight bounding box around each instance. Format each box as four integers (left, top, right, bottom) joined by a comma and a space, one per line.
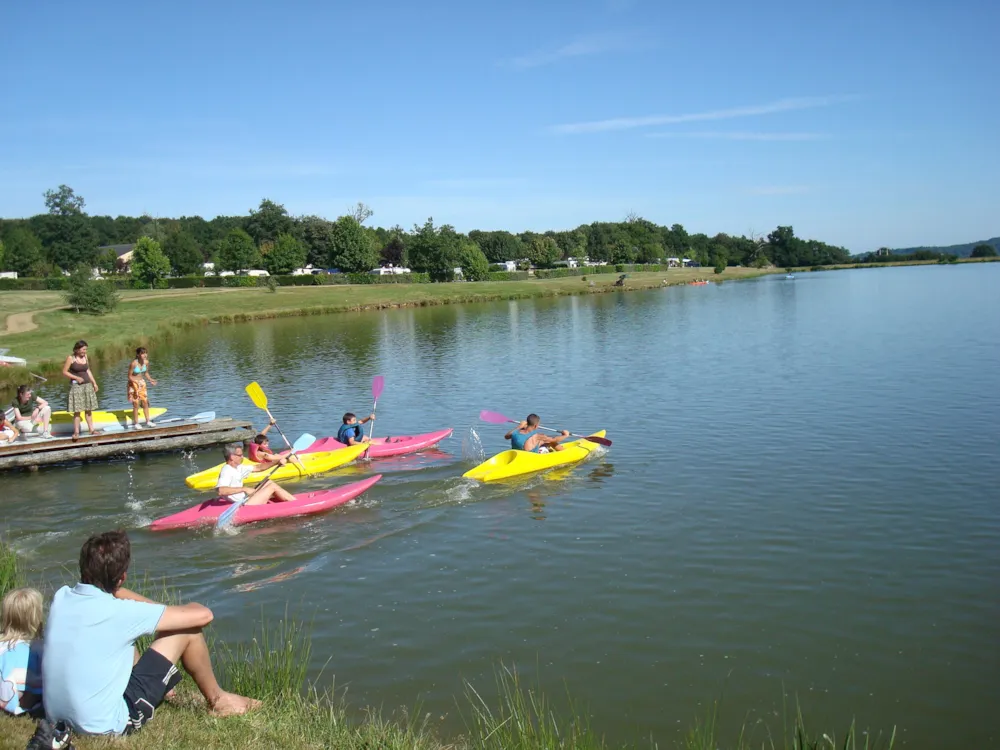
0, 268, 771, 390
0, 541, 898, 750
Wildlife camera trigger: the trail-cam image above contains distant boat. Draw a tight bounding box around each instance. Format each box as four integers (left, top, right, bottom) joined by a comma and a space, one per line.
0, 348, 27, 367
785, 274, 795, 279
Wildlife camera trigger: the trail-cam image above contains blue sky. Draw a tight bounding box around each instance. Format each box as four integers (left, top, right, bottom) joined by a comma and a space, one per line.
2, 0, 997, 251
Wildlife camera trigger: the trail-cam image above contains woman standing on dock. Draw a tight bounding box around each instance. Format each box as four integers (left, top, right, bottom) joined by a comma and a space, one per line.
127, 347, 158, 428
62, 340, 101, 440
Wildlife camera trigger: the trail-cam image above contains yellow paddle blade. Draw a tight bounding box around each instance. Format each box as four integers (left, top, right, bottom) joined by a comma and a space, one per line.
245, 381, 268, 410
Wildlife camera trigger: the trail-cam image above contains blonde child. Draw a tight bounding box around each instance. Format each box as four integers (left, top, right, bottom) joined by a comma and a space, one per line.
0, 587, 44, 715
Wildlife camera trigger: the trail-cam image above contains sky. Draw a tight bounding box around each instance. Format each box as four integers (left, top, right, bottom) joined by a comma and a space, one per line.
1, 0, 997, 252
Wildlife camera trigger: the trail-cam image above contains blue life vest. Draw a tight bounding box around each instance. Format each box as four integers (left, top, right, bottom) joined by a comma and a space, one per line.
337, 423, 362, 445
510, 428, 537, 451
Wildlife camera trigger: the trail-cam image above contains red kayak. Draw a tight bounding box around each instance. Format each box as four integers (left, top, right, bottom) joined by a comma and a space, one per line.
150, 475, 382, 530
301, 428, 452, 458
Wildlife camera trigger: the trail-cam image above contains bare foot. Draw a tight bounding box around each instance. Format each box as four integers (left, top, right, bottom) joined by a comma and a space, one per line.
209, 691, 261, 717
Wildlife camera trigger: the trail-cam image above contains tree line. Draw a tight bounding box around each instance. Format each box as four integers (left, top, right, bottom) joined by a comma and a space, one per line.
0, 185, 854, 283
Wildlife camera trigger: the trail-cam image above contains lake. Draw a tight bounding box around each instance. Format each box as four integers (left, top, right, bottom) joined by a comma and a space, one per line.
4, 264, 999, 746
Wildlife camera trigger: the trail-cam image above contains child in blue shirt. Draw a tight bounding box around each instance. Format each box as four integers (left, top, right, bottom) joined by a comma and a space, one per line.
0, 587, 44, 716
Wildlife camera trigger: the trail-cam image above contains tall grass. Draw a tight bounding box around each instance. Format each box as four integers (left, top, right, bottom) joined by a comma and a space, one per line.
0, 539, 25, 598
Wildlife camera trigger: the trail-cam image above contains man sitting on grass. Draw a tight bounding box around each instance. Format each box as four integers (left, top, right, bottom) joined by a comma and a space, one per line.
41, 530, 260, 736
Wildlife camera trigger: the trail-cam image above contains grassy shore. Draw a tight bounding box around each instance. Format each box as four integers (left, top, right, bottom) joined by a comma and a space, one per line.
0, 541, 896, 750
0, 268, 766, 389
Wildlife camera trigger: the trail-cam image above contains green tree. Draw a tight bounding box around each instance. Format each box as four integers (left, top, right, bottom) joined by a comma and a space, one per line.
458, 240, 490, 280
264, 233, 307, 275
246, 199, 293, 246
44, 185, 85, 215
350, 202, 374, 225
329, 216, 379, 273
524, 234, 561, 267
469, 230, 524, 263
163, 231, 204, 275
971, 243, 997, 258
31, 213, 99, 270
409, 219, 462, 281
298, 216, 335, 267
380, 226, 409, 267
130, 236, 172, 287
217, 228, 260, 273
2, 227, 43, 275
0, 239, 4, 270
65, 266, 120, 314
96, 247, 119, 276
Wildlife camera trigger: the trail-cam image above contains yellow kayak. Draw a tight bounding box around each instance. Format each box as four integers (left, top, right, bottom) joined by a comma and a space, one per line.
50, 407, 167, 426
184, 444, 369, 490
463, 431, 607, 482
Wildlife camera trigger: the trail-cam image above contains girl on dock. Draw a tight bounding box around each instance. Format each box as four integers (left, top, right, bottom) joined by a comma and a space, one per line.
62, 340, 101, 440
127, 347, 158, 428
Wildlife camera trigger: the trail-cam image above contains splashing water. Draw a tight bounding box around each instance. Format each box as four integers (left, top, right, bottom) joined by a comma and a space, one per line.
462, 427, 486, 462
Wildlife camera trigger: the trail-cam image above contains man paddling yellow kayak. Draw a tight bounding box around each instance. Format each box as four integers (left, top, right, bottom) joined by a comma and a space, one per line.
504, 414, 569, 454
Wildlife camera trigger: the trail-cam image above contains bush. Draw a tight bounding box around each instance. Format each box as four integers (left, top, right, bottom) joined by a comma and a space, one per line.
164, 276, 205, 289
64, 269, 120, 315
46, 277, 68, 290
222, 275, 261, 287
483, 271, 530, 281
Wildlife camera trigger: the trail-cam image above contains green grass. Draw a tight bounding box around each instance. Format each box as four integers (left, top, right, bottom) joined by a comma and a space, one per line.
0, 539, 25, 598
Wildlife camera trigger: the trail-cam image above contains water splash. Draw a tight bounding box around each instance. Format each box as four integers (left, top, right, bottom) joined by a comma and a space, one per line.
462, 427, 486, 462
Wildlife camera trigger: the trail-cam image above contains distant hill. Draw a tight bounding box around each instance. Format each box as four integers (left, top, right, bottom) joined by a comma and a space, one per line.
891, 237, 1000, 258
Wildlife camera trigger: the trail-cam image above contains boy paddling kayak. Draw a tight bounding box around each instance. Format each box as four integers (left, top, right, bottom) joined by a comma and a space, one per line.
505, 414, 569, 453
337, 412, 375, 446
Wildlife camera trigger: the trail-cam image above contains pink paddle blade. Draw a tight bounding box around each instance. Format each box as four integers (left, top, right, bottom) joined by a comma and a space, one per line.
372, 375, 385, 401
480, 410, 514, 424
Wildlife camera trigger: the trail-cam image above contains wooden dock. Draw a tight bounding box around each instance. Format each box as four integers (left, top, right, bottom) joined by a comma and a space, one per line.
0, 418, 254, 471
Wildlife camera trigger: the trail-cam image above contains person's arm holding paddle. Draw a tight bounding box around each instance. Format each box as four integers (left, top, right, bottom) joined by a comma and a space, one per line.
504, 420, 528, 442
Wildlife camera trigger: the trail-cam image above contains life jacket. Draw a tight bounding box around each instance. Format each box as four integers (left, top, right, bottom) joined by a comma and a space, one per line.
248, 442, 264, 462
337, 423, 362, 445
510, 429, 537, 451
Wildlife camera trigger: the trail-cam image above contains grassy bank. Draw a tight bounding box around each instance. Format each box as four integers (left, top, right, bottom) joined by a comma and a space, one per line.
0, 268, 767, 390
0, 540, 896, 750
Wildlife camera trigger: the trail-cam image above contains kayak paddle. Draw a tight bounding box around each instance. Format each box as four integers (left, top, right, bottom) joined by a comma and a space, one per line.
245, 381, 310, 476
216, 450, 296, 529
155, 411, 216, 425
292, 433, 316, 451
478, 410, 613, 447
364, 376, 384, 457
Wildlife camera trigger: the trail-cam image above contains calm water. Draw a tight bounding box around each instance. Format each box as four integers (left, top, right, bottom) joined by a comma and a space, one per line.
4, 265, 999, 746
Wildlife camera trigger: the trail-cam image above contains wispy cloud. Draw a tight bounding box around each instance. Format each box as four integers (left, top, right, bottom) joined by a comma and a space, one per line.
509, 32, 637, 70
646, 131, 829, 141
747, 185, 812, 196
552, 96, 853, 134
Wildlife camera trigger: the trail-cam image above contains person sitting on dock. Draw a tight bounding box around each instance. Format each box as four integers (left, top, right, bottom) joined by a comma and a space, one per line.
216, 443, 296, 506
41, 530, 260, 738
11, 385, 53, 440
337, 412, 375, 446
505, 414, 569, 454
0, 411, 20, 445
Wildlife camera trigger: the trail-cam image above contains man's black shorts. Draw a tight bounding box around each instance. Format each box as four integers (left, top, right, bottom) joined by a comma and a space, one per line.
122, 649, 182, 735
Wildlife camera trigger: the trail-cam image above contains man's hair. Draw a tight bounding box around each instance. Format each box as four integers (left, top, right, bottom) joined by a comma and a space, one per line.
224, 442, 243, 460
79, 531, 131, 593
526, 413, 540, 427
253, 434, 268, 445
342, 413, 356, 424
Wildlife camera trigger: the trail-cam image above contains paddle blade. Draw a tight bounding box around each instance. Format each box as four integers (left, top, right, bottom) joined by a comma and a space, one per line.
292, 433, 316, 451
372, 375, 385, 401
245, 382, 268, 410
216, 498, 244, 529
480, 410, 514, 424
582, 435, 613, 447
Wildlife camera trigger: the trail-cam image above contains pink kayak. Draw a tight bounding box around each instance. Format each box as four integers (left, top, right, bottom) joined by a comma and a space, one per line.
301, 428, 453, 458
150, 475, 382, 531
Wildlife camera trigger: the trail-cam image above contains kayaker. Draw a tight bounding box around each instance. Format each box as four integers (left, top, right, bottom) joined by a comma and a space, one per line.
126, 347, 158, 429
337, 412, 375, 446
504, 414, 569, 453
247, 419, 284, 462
216, 443, 296, 506
42, 530, 260, 738
10, 385, 53, 439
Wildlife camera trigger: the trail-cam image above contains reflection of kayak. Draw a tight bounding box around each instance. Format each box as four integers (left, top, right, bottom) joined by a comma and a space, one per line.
689, 281, 709, 286
184, 444, 369, 490
151, 475, 382, 530
302, 428, 453, 458
463, 431, 607, 482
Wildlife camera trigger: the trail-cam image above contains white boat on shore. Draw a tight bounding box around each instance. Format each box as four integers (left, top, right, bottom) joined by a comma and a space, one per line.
0, 349, 27, 367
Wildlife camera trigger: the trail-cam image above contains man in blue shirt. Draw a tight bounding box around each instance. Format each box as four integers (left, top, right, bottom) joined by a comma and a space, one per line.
42, 530, 260, 735
504, 414, 569, 453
